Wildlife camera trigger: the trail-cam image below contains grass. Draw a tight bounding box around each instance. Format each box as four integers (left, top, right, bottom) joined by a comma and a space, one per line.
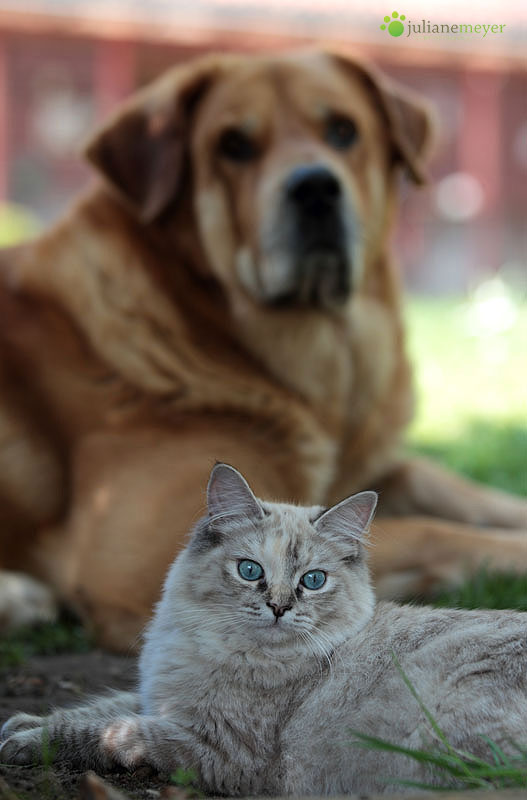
405, 280, 527, 497
0, 614, 93, 670
403, 282, 527, 613
170, 768, 203, 797
432, 568, 527, 611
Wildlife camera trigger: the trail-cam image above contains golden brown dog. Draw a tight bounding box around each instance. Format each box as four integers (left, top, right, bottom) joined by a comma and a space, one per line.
0, 50, 525, 650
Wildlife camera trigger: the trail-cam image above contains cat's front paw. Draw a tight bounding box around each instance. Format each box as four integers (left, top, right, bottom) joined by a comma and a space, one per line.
1, 712, 44, 740
100, 718, 148, 769
0, 727, 46, 765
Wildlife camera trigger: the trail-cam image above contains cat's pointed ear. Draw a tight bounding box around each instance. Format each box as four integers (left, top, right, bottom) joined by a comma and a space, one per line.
315, 491, 378, 542
207, 463, 263, 521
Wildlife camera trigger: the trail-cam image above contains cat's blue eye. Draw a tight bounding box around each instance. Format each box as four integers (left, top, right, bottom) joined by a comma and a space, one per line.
301, 570, 326, 590
238, 560, 264, 581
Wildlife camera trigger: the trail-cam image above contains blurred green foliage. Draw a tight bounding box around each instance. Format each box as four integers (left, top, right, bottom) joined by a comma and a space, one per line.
405, 283, 527, 496
0, 202, 42, 247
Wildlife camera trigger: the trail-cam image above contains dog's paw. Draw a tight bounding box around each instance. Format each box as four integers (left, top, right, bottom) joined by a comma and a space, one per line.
0, 571, 58, 631
1, 713, 44, 740
0, 727, 45, 765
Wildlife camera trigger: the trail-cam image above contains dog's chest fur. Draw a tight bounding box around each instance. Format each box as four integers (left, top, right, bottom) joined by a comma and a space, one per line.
232, 293, 401, 435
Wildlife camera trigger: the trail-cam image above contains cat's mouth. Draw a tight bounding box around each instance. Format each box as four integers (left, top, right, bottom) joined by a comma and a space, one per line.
262, 618, 295, 636
248, 615, 293, 636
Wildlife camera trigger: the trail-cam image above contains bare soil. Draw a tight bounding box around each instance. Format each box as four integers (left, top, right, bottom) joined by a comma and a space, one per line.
0, 650, 175, 800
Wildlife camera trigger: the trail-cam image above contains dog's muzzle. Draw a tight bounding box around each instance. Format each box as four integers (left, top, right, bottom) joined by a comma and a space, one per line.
274, 164, 351, 308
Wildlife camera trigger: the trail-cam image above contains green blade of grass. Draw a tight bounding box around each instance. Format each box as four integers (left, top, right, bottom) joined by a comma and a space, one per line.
350, 732, 489, 780
477, 735, 513, 767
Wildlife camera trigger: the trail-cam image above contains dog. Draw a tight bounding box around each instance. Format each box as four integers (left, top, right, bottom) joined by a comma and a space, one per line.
0, 50, 525, 650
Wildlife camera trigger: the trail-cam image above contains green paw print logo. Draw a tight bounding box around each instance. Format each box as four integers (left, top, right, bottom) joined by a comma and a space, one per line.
380, 11, 406, 37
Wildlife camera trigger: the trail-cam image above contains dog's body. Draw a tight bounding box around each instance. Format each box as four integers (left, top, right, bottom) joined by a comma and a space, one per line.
1, 51, 525, 649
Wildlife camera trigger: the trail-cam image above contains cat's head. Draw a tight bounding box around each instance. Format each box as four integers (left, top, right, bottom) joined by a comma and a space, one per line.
166, 464, 377, 661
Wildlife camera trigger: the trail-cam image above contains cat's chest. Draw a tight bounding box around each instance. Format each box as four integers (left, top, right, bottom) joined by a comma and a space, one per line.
210, 681, 280, 742
184, 668, 299, 794
151, 660, 295, 739
202, 671, 293, 735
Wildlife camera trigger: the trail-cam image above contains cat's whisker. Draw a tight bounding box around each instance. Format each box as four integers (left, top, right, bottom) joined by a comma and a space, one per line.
311, 626, 340, 673
309, 628, 335, 674
174, 611, 245, 634
298, 627, 333, 677
309, 624, 337, 654
296, 629, 324, 679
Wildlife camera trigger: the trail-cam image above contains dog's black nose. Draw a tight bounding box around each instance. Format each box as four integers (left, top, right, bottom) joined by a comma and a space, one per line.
286, 165, 341, 212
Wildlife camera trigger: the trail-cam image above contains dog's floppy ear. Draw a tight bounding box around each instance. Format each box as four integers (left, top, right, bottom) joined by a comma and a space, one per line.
83, 57, 226, 222
331, 52, 435, 184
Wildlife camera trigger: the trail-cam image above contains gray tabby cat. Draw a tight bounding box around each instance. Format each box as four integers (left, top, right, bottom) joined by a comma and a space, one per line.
1, 463, 526, 794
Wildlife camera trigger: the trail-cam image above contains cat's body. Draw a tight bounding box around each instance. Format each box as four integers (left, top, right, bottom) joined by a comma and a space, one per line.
1, 464, 526, 794
140, 597, 527, 795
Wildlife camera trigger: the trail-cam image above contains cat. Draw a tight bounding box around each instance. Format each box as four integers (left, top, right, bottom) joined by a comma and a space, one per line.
1, 462, 527, 795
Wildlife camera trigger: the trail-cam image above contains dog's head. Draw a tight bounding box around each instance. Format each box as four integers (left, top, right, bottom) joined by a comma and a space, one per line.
85, 51, 433, 311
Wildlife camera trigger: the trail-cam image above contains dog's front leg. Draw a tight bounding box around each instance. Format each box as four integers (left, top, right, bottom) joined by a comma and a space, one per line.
372, 456, 526, 529
369, 515, 527, 599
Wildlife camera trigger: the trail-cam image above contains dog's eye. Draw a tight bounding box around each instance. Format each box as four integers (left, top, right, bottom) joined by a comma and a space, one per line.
325, 114, 358, 150
218, 128, 258, 163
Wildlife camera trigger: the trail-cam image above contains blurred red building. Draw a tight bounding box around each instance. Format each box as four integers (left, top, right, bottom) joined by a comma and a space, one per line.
0, 0, 525, 293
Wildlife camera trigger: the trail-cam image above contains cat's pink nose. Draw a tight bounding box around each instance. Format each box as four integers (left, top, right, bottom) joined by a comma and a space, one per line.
267, 602, 292, 619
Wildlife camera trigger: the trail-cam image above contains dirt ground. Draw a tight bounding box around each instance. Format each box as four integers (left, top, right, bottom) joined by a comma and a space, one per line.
0, 650, 177, 800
